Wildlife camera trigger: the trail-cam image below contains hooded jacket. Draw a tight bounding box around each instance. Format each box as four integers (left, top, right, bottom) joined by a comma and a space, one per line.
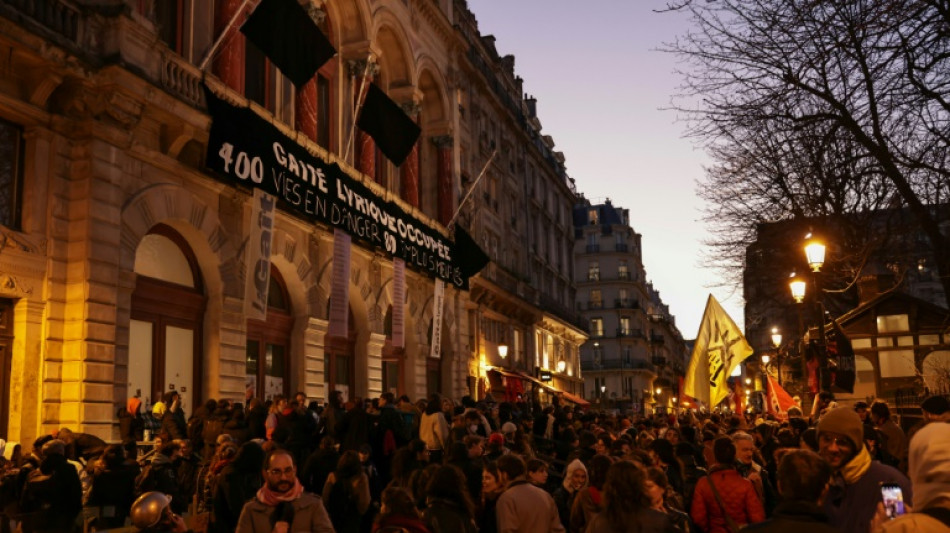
552, 459, 587, 531
879, 422, 950, 533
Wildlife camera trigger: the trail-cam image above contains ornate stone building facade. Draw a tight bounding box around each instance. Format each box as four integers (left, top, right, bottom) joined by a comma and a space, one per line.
573, 198, 687, 414
0, 0, 584, 443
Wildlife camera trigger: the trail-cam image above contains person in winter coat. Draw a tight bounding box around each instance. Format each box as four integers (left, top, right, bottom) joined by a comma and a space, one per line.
160, 392, 188, 441
494, 454, 565, 533
745, 449, 841, 533
818, 407, 912, 533
222, 405, 250, 445
338, 397, 372, 453
19, 439, 83, 533
585, 461, 676, 533
420, 393, 450, 465
235, 449, 334, 533
87, 443, 137, 529
322, 450, 371, 533
57, 427, 107, 464
422, 465, 477, 533
301, 436, 340, 494
570, 454, 610, 533
137, 441, 185, 514
244, 398, 267, 440
119, 397, 146, 444
690, 437, 765, 533
552, 458, 588, 531
212, 441, 264, 533
873, 421, 950, 533
374, 486, 432, 533
645, 467, 692, 533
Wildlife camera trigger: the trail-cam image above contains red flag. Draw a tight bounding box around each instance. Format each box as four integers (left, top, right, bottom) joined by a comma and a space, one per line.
807, 357, 819, 394
766, 375, 797, 420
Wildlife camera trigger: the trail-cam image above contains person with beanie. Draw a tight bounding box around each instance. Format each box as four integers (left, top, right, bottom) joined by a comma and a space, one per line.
872, 421, 950, 532
921, 396, 950, 423
818, 406, 911, 533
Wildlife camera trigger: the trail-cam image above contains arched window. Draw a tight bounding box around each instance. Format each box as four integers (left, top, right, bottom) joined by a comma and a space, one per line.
130, 225, 206, 416
245, 268, 293, 401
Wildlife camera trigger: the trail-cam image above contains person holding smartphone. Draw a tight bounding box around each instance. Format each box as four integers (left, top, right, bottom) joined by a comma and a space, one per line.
816, 407, 911, 533
872, 421, 950, 532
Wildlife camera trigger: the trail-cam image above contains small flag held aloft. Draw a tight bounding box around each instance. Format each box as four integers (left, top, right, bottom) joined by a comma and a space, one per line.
240, 0, 336, 87
357, 83, 421, 166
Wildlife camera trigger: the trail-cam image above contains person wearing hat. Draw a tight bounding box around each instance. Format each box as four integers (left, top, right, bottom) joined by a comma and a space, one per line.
873, 422, 950, 532
18, 439, 83, 533
130, 491, 191, 533
921, 395, 950, 423
817, 406, 911, 533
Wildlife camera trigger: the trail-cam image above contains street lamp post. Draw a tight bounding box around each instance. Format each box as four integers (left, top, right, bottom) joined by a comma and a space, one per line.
789, 234, 830, 409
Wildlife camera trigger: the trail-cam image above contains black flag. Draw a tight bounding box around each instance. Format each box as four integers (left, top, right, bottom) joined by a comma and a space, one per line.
828, 320, 856, 394
357, 83, 421, 166
240, 0, 336, 87
454, 226, 490, 282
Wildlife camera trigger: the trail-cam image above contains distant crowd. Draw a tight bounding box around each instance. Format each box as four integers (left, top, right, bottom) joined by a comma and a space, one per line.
1, 389, 950, 533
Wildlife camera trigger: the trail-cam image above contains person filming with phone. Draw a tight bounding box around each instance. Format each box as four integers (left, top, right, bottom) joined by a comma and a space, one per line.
817, 407, 911, 533
872, 422, 950, 532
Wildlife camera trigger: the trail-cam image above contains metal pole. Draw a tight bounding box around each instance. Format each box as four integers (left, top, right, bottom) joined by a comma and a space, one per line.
814, 271, 830, 393
198, 0, 255, 72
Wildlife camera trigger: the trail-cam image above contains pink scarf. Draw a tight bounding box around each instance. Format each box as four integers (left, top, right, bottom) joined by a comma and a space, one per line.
257, 479, 305, 506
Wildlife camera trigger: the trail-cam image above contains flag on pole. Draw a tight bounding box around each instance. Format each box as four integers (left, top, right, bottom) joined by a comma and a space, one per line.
684, 295, 754, 408
357, 83, 421, 166
240, 0, 337, 87
766, 374, 797, 420
827, 320, 856, 393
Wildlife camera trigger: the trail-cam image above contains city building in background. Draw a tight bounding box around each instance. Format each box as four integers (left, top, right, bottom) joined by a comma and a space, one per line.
573, 198, 687, 414
0, 0, 587, 444
744, 209, 950, 407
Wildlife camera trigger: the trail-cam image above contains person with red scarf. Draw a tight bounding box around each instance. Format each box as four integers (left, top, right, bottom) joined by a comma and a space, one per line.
236, 448, 334, 533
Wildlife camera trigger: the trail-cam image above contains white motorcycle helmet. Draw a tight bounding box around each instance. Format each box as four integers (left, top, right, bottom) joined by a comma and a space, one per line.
130, 491, 173, 529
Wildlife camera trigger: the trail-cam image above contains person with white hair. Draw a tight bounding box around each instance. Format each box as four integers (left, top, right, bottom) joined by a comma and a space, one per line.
874, 422, 950, 532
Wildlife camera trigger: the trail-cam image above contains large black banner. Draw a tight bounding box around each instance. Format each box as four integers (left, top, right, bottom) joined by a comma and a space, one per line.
204, 87, 472, 289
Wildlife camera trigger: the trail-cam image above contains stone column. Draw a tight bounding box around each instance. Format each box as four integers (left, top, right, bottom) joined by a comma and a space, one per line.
365, 332, 386, 399
295, 79, 317, 142
304, 317, 329, 402
213, 0, 246, 93
432, 135, 454, 226
400, 101, 422, 208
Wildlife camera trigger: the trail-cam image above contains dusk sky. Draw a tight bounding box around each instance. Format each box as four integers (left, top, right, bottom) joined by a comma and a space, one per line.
467, 1, 745, 338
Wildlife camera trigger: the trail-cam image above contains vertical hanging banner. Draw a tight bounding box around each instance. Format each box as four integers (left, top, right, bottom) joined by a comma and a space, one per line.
392, 259, 405, 348
245, 189, 277, 321
429, 279, 445, 359
328, 229, 351, 338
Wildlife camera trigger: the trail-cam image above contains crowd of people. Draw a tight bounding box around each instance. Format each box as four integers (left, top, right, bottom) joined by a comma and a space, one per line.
1, 388, 949, 533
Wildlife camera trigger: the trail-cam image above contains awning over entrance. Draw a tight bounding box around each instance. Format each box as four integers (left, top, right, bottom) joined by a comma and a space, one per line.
559, 390, 590, 407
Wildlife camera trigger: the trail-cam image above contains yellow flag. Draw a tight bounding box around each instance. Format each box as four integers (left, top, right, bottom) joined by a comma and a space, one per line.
684, 295, 753, 407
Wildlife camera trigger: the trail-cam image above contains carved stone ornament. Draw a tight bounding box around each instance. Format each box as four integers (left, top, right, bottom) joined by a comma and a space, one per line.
400, 101, 422, 117
347, 58, 379, 79
0, 273, 34, 297
0, 226, 44, 255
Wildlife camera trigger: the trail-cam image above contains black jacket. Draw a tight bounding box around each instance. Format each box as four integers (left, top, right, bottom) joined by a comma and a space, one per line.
19, 454, 83, 533
744, 501, 842, 533
87, 465, 137, 527
118, 408, 145, 443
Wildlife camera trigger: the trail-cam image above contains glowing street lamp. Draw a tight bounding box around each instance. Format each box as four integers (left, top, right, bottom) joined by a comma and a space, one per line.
498, 344, 508, 359
789, 276, 806, 303
771, 327, 782, 348
557, 359, 567, 373
804, 234, 826, 272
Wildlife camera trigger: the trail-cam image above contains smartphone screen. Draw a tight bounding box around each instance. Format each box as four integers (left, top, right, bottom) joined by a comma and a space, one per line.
881, 483, 905, 519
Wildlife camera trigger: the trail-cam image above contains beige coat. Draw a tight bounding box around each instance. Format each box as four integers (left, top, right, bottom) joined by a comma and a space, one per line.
235, 492, 335, 533
496, 480, 565, 533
